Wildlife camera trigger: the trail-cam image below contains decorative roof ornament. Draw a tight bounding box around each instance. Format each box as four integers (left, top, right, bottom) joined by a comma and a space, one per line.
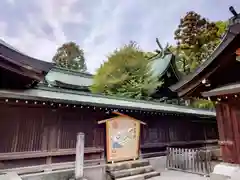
149, 38, 174, 79
155, 38, 171, 58
229, 6, 238, 17
229, 6, 240, 25
148, 38, 181, 88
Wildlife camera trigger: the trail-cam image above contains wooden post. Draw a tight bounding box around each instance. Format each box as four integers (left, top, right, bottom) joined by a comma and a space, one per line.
75, 132, 84, 180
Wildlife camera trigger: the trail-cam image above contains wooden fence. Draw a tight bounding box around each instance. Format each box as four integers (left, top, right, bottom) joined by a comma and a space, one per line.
166, 147, 212, 176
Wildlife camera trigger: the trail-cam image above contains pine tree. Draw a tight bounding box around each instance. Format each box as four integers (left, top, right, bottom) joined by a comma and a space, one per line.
174, 11, 226, 74
53, 42, 87, 72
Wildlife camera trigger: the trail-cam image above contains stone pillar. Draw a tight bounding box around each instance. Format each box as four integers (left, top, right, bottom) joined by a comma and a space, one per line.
75, 132, 85, 180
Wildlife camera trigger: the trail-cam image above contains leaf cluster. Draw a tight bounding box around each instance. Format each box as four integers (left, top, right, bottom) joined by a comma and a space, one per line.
53, 42, 87, 72
90, 42, 161, 100
174, 11, 228, 74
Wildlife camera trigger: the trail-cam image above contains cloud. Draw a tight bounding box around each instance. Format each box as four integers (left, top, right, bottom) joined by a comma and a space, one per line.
6, 0, 15, 5
0, 0, 240, 73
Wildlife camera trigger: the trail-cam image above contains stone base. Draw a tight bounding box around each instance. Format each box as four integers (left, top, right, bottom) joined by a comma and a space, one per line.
210, 163, 240, 180
106, 159, 160, 179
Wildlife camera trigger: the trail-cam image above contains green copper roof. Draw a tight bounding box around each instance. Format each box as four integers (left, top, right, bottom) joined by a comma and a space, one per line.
45, 67, 93, 88
149, 54, 173, 78
0, 85, 216, 117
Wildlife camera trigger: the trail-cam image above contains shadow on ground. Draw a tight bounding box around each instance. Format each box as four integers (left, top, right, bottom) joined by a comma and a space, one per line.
150, 170, 210, 180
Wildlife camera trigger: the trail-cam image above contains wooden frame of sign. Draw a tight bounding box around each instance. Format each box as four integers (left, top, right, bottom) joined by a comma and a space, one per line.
98, 111, 146, 163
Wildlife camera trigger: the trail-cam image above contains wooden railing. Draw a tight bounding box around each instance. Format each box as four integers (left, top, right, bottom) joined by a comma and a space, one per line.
0, 132, 105, 176
0, 159, 106, 175
166, 147, 212, 176
0, 147, 104, 161
141, 139, 218, 149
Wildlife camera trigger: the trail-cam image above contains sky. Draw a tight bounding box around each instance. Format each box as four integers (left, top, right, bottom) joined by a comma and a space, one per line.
0, 0, 240, 73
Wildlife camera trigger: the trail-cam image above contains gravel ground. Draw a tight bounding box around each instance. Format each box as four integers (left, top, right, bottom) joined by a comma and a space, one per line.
150, 170, 210, 180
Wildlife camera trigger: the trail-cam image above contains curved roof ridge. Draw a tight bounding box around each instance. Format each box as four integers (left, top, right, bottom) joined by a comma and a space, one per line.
0, 39, 50, 64
51, 66, 93, 77
0, 39, 21, 53
170, 16, 240, 92
0, 39, 53, 73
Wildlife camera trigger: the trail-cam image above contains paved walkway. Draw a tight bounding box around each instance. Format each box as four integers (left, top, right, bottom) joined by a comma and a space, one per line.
151, 170, 210, 180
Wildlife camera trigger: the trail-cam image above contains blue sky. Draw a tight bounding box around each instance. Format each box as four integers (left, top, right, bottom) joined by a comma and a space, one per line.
0, 0, 240, 73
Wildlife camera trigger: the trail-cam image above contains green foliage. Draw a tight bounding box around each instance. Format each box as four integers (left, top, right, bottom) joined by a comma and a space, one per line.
215, 21, 228, 37
144, 51, 157, 59
172, 12, 228, 109
90, 12, 227, 110
90, 42, 162, 100
213, 21, 229, 45
174, 11, 228, 74
53, 42, 87, 72
191, 98, 216, 110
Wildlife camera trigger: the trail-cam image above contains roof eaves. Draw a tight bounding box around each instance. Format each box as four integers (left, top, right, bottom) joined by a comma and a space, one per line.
170, 23, 240, 93
202, 83, 240, 97
0, 86, 216, 117
0, 39, 54, 74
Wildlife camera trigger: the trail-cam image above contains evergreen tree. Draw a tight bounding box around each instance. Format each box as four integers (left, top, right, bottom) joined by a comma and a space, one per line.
53, 42, 87, 72
174, 11, 227, 74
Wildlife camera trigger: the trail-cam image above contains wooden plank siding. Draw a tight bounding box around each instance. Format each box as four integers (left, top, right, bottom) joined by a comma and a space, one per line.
0, 102, 218, 170
216, 102, 240, 164
0, 103, 105, 169
140, 115, 218, 153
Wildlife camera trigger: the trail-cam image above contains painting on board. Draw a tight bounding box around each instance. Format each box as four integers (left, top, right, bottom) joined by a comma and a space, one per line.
98, 112, 145, 163
107, 116, 140, 162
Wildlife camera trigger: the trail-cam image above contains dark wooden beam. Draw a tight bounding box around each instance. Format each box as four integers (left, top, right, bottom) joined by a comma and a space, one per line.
0, 55, 43, 81
0, 147, 104, 161
141, 139, 218, 149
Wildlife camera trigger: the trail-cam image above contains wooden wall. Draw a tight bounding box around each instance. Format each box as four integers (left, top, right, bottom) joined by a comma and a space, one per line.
0, 102, 218, 170
135, 113, 218, 156
216, 102, 240, 164
0, 102, 105, 169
